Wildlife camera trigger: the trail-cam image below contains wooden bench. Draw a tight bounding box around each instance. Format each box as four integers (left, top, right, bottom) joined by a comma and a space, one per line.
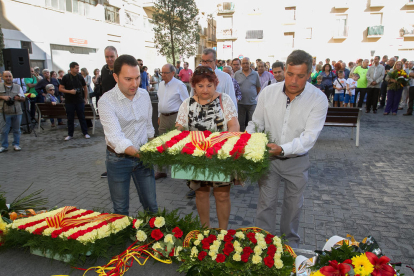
36, 103, 98, 134
324, 107, 362, 146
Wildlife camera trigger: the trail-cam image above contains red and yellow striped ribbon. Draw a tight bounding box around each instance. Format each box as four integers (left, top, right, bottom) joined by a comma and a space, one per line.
46, 206, 76, 228
191, 131, 243, 151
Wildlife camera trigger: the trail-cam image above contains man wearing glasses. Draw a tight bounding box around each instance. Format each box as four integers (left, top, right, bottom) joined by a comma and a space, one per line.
155, 64, 189, 180
190, 48, 237, 108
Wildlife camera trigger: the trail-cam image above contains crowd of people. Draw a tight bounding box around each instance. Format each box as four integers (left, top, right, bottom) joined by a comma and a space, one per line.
0, 46, 413, 248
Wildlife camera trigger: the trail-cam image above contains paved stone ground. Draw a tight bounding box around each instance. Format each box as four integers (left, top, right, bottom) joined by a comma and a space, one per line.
0, 109, 413, 275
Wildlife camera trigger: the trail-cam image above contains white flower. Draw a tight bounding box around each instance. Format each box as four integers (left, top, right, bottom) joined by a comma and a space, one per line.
210, 244, 219, 253
212, 240, 221, 247
220, 230, 228, 235
233, 253, 241, 261
273, 236, 281, 244
191, 246, 198, 257
164, 234, 174, 244
255, 233, 265, 240
276, 242, 283, 252
197, 234, 204, 241
154, 217, 165, 228
243, 133, 268, 162
258, 240, 267, 250
174, 246, 183, 256
152, 242, 162, 251
134, 219, 144, 229
209, 250, 217, 260
233, 240, 240, 247
274, 258, 284, 269
136, 230, 147, 242
203, 230, 210, 236
234, 246, 243, 253
252, 254, 262, 264
235, 232, 245, 239
274, 253, 282, 260
194, 240, 200, 246
217, 234, 225, 241
254, 245, 262, 255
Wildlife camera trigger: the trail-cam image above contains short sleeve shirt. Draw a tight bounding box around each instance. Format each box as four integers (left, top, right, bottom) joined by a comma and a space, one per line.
353, 66, 369, 88
234, 70, 261, 105
60, 73, 86, 104
178, 69, 193, 82
24, 76, 38, 95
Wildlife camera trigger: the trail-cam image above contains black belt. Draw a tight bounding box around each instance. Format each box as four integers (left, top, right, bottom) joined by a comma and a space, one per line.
161, 111, 178, 116
107, 146, 128, 158
274, 153, 307, 161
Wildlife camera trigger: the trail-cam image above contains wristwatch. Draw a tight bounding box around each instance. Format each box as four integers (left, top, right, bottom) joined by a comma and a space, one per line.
279, 147, 284, 157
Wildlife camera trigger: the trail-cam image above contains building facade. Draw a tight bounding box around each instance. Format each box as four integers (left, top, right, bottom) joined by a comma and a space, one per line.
214, 0, 414, 63
0, 0, 167, 73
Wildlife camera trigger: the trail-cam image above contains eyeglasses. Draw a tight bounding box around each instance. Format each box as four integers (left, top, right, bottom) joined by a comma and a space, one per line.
194, 67, 214, 75
159, 71, 172, 75
201, 59, 214, 63
48, 89, 55, 91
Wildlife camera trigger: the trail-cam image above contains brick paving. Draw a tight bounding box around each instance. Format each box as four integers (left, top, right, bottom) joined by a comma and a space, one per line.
0, 110, 413, 275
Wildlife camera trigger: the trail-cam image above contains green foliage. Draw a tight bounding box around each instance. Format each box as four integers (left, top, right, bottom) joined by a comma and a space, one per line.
1, 223, 135, 266
151, 0, 200, 65
0, 24, 4, 67
313, 243, 361, 270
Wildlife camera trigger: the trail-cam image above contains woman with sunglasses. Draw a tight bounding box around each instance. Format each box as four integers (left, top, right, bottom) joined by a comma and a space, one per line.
176, 66, 240, 229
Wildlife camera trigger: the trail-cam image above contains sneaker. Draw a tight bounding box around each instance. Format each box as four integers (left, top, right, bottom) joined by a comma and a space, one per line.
13, 146, 21, 151
64, 136, 73, 141
0, 147, 7, 153
101, 172, 108, 178
85, 134, 91, 139
186, 190, 196, 199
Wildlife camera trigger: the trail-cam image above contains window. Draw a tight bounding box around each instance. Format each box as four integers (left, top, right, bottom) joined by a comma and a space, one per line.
105, 5, 120, 24
246, 30, 263, 39
285, 7, 296, 21
284, 32, 295, 48
46, 0, 96, 15
45, 0, 66, 11
334, 15, 348, 37
21, 41, 32, 54
125, 11, 140, 27
305, 28, 312, 39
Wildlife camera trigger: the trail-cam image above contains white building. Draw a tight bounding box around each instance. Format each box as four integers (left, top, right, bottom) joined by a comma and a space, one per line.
0, 0, 167, 73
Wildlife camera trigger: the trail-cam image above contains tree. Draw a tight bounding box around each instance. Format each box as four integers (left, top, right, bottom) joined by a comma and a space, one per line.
151, 0, 200, 66
0, 24, 5, 67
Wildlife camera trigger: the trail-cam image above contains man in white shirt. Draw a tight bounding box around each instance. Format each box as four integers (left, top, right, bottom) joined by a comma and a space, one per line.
190, 48, 237, 108
246, 50, 328, 248
99, 55, 158, 216
155, 63, 189, 180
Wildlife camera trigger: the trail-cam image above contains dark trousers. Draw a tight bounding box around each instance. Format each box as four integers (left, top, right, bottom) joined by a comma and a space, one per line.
379, 81, 388, 107
29, 98, 36, 119
384, 89, 403, 114
324, 85, 333, 101
357, 88, 368, 108
65, 103, 88, 136
406, 86, 414, 115
366, 87, 380, 111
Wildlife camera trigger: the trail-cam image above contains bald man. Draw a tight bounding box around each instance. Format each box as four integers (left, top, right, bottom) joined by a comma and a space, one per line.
234, 57, 261, 131
0, 71, 26, 152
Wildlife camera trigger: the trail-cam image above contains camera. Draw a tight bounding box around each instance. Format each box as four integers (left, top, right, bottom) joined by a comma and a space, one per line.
5, 97, 15, 106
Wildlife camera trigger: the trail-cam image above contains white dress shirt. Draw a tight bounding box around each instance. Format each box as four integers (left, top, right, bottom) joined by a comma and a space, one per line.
99, 84, 155, 154
190, 67, 238, 108
157, 77, 189, 116
246, 81, 328, 157
256, 79, 278, 101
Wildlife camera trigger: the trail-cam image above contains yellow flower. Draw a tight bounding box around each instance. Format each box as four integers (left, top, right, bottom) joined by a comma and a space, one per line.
258, 240, 267, 249
191, 246, 198, 257
352, 254, 374, 276
194, 240, 200, 246
209, 250, 217, 260
252, 254, 262, 264
136, 230, 147, 242
235, 232, 245, 239
203, 230, 210, 236
254, 245, 263, 255
235, 246, 243, 253
233, 253, 242, 261
197, 234, 204, 241
154, 217, 165, 228
217, 233, 225, 241
152, 242, 162, 251
311, 270, 324, 276
233, 240, 240, 247
134, 219, 144, 229
274, 258, 284, 269
220, 230, 228, 235
164, 234, 174, 244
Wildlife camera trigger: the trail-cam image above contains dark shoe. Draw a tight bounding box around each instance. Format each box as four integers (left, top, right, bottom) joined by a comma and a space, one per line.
378, 105, 384, 109
186, 190, 196, 198
373, 110, 377, 114
101, 172, 107, 178
155, 172, 167, 180
403, 113, 412, 116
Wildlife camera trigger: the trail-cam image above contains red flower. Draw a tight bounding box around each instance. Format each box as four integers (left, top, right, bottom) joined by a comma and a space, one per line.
149, 217, 156, 228
201, 239, 210, 250
151, 229, 164, 241
198, 251, 207, 261
320, 260, 351, 276
267, 244, 276, 256
243, 246, 253, 255
132, 219, 137, 228
342, 259, 353, 267
172, 227, 183, 238
223, 242, 234, 256
216, 253, 226, 263
264, 255, 275, 268
228, 229, 236, 235
366, 252, 395, 276
265, 234, 274, 244
246, 232, 255, 239
241, 253, 250, 263
203, 130, 212, 138
207, 234, 217, 243
156, 146, 165, 153
169, 248, 175, 257
223, 234, 234, 242
181, 143, 195, 155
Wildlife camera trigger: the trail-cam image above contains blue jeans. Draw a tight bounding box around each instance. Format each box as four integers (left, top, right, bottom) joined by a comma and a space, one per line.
106, 150, 158, 216
65, 103, 88, 136
1, 114, 22, 148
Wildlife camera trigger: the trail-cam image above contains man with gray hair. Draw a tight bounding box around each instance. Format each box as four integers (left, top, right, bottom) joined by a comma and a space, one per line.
155, 63, 189, 180
366, 56, 385, 113
246, 50, 328, 248
190, 48, 237, 107
0, 71, 26, 152
35, 69, 54, 103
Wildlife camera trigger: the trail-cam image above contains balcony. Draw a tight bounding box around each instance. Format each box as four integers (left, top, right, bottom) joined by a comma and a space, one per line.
142, 0, 155, 12
370, 0, 385, 7
332, 27, 349, 39
218, 2, 235, 14
334, 1, 349, 9
217, 28, 238, 40
367, 25, 384, 37
407, 0, 414, 6
401, 27, 414, 37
